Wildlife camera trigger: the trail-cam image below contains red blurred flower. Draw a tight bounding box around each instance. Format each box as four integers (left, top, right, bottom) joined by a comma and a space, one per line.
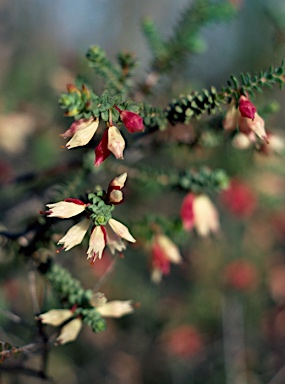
163, 325, 204, 359
220, 179, 256, 218
224, 260, 258, 291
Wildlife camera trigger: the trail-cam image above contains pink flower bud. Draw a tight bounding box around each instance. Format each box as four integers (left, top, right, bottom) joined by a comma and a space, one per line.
238, 95, 256, 120
114, 106, 145, 133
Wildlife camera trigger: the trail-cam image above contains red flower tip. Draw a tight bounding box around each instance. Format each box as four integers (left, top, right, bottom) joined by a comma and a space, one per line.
64, 198, 86, 205
239, 96, 256, 120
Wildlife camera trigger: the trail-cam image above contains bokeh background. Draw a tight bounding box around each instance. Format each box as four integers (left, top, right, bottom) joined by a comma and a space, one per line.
2, 1, 285, 383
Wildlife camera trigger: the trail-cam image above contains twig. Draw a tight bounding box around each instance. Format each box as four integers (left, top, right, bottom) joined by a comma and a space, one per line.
0, 307, 35, 330
93, 253, 119, 292
28, 269, 40, 314
268, 365, 285, 384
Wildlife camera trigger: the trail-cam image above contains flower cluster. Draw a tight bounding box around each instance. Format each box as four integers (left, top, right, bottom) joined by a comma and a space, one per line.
223, 95, 268, 144
37, 293, 134, 345
61, 104, 144, 166
42, 173, 135, 263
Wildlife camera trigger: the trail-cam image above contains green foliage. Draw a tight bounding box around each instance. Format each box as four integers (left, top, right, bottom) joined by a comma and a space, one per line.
143, 0, 236, 72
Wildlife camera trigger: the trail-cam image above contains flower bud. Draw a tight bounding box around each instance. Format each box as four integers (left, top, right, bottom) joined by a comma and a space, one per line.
114, 106, 145, 133
238, 95, 256, 120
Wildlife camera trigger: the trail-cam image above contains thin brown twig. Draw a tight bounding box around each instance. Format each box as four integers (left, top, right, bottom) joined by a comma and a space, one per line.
28, 269, 40, 314
93, 253, 120, 292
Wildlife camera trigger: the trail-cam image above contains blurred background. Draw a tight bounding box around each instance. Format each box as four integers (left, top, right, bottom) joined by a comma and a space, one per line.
1, 0, 285, 383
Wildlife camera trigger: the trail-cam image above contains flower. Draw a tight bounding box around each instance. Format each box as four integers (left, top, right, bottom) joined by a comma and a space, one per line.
223, 260, 258, 291
94, 125, 125, 167
239, 112, 267, 142
37, 309, 73, 326
238, 95, 256, 120
43, 174, 136, 263
36, 308, 82, 345
87, 225, 106, 262
107, 125, 125, 159
220, 179, 256, 218
150, 234, 182, 283
55, 318, 83, 345
223, 97, 267, 142
162, 325, 204, 359
91, 293, 134, 318
114, 105, 145, 133
180, 193, 220, 236
61, 117, 99, 149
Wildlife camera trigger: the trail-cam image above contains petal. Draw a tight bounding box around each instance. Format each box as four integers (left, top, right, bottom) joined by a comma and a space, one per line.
46, 201, 86, 218
57, 219, 90, 251
55, 318, 83, 345
193, 195, 220, 237
108, 218, 136, 243
37, 309, 73, 326
107, 125, 125, 159
94, 129, 111, 167
180, 193, 195, 231
105, 224, 126, 254
87, 226, 106, 262
109, 173, 127, 189
65, 118, 99, 149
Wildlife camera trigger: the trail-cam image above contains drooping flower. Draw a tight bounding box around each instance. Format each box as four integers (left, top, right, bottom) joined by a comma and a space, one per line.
61, 117, 99, 149
114, 105, 145, 133
42, 174, 136, 263
223, 96, 267, 142
94, 125, 125, 167
36, 308, 82, 345
91, 293, 134, 318
180, 193, 220, 236
151, 234, 182, 283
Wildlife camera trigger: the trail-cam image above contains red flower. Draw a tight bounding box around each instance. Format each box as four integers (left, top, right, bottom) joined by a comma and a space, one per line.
224, 260, 258, 291
163, 325, 204, 359
220, 179, 256, 218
